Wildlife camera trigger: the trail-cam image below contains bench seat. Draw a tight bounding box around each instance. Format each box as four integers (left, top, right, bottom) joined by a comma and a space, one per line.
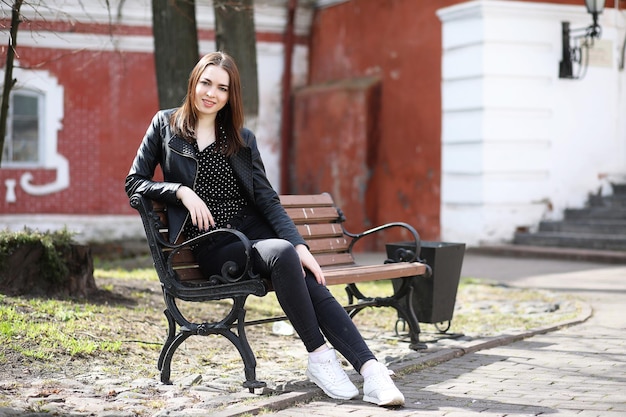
323, 262, 425, 286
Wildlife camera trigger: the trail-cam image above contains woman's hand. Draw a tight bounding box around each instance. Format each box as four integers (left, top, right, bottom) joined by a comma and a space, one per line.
295, 244, 326, 286
176, 185, 215, 231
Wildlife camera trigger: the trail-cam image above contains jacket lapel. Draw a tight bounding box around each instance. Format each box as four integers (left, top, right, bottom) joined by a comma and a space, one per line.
168, 135, 196, 158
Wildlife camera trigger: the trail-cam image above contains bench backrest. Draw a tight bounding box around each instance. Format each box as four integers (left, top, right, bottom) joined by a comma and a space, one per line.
280, 193, 355, 268
148, 193, 355, 282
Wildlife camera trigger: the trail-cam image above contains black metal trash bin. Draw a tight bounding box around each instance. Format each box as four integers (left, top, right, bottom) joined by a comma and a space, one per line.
386, 241, 465, 326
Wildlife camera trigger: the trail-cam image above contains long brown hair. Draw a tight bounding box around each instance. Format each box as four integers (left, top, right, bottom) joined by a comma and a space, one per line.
171, 51, 245, 156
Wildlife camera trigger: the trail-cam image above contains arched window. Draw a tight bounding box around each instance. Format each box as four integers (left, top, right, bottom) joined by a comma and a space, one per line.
2, 89, 43, 166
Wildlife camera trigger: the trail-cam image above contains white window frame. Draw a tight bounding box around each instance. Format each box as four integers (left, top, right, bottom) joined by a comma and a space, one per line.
1, 64, 67, 200
3, 88, 45, 167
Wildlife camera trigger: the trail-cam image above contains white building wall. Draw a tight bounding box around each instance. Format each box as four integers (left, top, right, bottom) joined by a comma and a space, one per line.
437, 0, 626, 246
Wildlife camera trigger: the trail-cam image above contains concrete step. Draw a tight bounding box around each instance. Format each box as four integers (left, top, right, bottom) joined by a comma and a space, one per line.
511, 184, 626, 256
564, 206, 626, 220
469, 244, 626, 264
589, 194, 626, 207
539, 219, 626, 234
611, 183, 626, 196
513, 231, 626, 251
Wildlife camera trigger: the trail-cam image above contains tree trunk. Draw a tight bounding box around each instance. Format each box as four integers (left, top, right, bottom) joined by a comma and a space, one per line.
214, 0, 259, 127
151, 0, 199, 109
0, 0, 23, 168
0, 243, 96, 298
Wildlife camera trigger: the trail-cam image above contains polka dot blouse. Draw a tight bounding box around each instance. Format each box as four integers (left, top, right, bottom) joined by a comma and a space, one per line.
183, 140, 247, 241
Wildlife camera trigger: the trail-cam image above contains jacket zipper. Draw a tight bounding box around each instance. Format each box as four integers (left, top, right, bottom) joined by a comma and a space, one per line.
170, 146, 199, 244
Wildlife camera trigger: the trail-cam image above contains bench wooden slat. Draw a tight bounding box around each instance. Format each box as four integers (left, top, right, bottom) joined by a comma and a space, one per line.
285, 207, 340, 224
323, 262, 426, 286
315, 252, 355, 267
295, 223, 343, 239
173, 266, 204, 281
280, 194, 334, 208
166, 248, 196, 263
306, 237, 350, 254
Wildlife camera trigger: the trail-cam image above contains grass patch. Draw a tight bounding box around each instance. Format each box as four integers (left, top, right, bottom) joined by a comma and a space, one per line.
0, 294, 123, 363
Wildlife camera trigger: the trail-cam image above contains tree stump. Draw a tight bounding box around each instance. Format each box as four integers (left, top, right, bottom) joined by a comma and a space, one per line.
0, 242, 96, 298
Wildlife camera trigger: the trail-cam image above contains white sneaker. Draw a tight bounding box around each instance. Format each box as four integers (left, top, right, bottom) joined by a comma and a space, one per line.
306, 348, 359, 400
362, 362, 405, 406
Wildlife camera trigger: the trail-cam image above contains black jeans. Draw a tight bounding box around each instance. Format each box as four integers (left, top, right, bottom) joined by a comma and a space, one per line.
193, 210, 375, 372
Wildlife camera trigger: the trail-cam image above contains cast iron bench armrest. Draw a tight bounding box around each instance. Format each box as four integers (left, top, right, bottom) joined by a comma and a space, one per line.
343, 220, 422, 263
129, 193, 260, 298
166, 228, 256, 286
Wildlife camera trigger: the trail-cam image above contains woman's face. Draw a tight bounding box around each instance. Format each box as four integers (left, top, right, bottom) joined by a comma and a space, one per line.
194, 64, 230, 118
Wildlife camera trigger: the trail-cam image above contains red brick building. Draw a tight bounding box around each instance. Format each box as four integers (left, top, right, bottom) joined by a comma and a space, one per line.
1, 0, 623, 249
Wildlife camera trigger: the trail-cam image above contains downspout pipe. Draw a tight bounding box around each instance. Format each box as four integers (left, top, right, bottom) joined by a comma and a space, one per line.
280, 0, 297, 193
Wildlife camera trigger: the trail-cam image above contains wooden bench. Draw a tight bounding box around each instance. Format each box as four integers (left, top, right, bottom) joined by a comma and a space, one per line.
130, 192, 428, 392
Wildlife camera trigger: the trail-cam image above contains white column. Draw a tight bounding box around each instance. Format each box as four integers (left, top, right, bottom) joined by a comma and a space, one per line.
437, 0, 626, 246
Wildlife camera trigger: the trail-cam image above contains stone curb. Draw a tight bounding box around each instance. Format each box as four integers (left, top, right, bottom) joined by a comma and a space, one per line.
214, 300, 593, 417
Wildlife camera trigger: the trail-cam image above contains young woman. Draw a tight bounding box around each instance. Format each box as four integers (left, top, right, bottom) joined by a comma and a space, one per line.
125, 51, 405, 407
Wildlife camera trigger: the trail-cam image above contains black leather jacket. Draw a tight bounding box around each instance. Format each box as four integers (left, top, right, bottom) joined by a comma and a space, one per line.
125, 109, 306, 247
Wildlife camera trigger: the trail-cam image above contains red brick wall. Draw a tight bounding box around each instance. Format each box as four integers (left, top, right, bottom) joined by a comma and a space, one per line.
0, 47, 158, 214
292, 77, 380, 248
303, 0, 464, 245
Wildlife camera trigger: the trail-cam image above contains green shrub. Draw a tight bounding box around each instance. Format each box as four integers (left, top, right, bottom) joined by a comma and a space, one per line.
0, 227, 76, 283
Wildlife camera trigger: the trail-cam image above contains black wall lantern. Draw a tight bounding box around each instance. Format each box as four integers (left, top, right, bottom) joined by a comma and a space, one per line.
559, 0, 606, 79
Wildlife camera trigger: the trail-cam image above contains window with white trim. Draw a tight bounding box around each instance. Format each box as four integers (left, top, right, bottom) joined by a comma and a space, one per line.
1, 65, 68, 201
2, 89, 43, 166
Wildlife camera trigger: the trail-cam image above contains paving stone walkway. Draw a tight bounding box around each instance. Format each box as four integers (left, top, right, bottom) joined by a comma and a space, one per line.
265, 255, 626, 417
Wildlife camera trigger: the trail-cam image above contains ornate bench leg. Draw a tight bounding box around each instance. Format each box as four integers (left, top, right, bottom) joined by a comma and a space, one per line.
160, 330, 193, 384
156, 294, 267, 390
345, 279, 427, 350
394, 283, 427, 350
158, 309, 176, 374
225, 297, 266, 393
